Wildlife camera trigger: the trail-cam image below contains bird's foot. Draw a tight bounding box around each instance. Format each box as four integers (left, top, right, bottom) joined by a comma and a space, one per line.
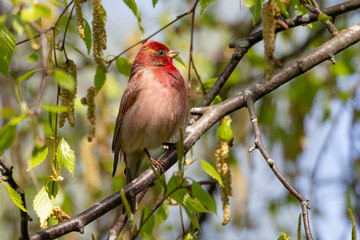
150, 157, 166, 173
144, 148, 165, 172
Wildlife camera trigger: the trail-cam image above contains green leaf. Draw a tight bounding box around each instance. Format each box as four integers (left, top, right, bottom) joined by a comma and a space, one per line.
0, 125, 16, 155
202, 78, 217, 91
27, 145, 48, 171
0, 24, 16, 77
277, 232, 291, 240
17, 68, 42, 82
174, 55, 186, 68
33, 185, 55, 227
274, 0, 290, 18
348, 209, 357, 240
57, 138, 75, 176
318, 13, 331, 23
184, 194, 208, 213
216, 117, 233, 142
252, 0, 263, 25
176, 127, 184, 172
200, 159, 223, 186
54, 70, 75, 91
35, 4, 51, 18
41, 103, 69, 113
115, 57, 132, 77
121, 188, 132, 219
123, 0, 138, 17
152, 0, 159, 8
243, 0, 256, 8
183, 205, 201, 230
184, 233, 196, 240
140, 232, 156, 240
166, 175, 187, 204
200, 0, 217, 15
156, 202, 169, 226
66, 41, 89, 59
21, 5, 40, 22
46, 180, 58, 198
141, 206, 155, 235
82, 18, 92, 55
192, 182, 216, 213
1, 181, 27, 212
94, 67, 107, 93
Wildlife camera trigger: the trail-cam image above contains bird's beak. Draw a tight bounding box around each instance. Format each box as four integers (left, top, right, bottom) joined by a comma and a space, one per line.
168, 49, 179, 59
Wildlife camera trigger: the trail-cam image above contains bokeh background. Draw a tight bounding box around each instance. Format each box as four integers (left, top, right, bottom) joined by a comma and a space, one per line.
0, 0, 360, 239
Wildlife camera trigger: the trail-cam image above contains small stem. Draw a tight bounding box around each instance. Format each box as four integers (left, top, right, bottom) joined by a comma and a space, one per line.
245, 93, 313, 240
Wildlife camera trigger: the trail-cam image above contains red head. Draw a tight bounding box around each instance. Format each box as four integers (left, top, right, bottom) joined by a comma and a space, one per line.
130, 41, 179, 77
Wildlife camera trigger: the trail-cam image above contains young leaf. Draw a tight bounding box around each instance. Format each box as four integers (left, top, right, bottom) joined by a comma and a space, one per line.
318, 13, 331, 23
94, 67, 107, 93
41, 104, 69, 113
176, 127, 184, 172
83, 18, 92, 55
123, 0, 138, 17
1, 181, 27, 212
200, 159, 223, 186
184, 194, 208, 213
274, 0, 290, 18
27, 145, 48, 171
54, 70, 75, 91
0, 24, 16, 77
183, 205, 201, 230
277, 232, 291, 240
141, 206, 155, 235
57, 138, 75, 176
216, 117, 233, 142
252, 0, 263, 25
121, 188, 132, 219
192, 182, 216, 213
152, 0, 159, 8
200, 0, 217, 15
0, 125, 16, 156
243, 0, 256, 8
115, 57, 132, 77
156, 202, 169, 226
33, 185, 55, 228
17, 68, 42, 82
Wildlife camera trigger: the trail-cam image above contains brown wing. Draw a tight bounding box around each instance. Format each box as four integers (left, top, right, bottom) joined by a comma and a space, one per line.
112, 71, 143, 176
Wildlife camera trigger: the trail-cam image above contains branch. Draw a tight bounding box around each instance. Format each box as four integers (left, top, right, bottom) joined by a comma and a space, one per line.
0, 159, 32, 240
245, 95, 313, 239
29, 20, 360, 240
299, 0, 339, 37
201, 0, 360, 109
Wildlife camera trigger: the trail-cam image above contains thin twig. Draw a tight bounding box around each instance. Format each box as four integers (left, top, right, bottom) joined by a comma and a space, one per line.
299, 0, 339, 37
106, 0, 200, 68
187, 0, 205, 95
245, 93, 313, 240
0, 159, 32, 240
16, 1, 74, 45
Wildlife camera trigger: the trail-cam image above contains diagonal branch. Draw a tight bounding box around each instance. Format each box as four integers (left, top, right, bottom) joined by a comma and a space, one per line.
0, 159, 32, 240
29, 19, 360, 240
202, 0, 360, 108
245, 94, 313, 240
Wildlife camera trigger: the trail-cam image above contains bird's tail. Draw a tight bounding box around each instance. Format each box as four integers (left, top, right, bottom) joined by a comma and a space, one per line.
124, 151, 145, 213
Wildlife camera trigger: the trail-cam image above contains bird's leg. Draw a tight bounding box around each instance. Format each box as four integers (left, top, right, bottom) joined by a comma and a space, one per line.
144, 148, 165, 172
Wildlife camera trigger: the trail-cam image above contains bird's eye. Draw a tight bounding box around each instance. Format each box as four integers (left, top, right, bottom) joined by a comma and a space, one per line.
158, 49, 165, 56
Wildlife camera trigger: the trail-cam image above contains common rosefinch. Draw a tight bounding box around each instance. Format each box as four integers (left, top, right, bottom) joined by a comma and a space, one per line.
112, 41, 188, 188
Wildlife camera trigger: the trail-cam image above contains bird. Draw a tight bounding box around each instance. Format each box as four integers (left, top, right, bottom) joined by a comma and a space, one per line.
112, 41, 188, 191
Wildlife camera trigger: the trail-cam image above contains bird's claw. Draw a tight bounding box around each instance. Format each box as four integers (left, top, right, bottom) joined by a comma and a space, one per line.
150, 158, 166, 173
